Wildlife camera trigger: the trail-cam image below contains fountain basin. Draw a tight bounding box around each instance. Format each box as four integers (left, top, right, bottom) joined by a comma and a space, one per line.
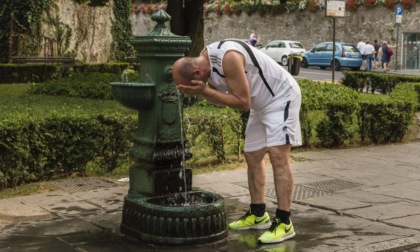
111, 82, 155, 111
121, 189, 228, 245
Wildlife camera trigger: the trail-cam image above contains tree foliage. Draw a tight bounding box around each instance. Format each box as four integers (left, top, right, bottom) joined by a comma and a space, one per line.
0, 0, 55, 62
110, 0, 136, 61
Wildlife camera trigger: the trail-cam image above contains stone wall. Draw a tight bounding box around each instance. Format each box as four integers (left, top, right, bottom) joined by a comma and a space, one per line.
132, 6, 420, 60
49, 0, 114, 63
55, 1, 420, 63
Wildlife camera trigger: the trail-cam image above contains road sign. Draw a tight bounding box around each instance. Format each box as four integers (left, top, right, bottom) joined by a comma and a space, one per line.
396, 6, 402, 23
326, 0, 346, 18
396, 6, 403, 15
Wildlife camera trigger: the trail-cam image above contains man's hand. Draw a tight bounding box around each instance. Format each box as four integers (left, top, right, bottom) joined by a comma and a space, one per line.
177, 80, 207, 96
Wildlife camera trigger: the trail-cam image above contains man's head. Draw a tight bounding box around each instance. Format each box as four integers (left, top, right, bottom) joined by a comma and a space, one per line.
172, 56, 210, 87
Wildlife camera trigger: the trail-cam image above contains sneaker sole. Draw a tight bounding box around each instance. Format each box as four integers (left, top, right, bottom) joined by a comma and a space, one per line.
229, 222, 271, 230
258, 231, 296, 244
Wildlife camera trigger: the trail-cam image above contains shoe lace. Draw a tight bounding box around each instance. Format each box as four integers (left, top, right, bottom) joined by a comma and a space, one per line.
268, 217, 281, 232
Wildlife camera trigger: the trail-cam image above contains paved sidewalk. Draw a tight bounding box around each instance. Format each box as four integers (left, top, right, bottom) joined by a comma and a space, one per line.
1, 141, 420, 251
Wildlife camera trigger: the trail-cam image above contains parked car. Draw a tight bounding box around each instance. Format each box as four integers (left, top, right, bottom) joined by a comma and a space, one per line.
259, 40, 306, 66
301, 42, 362, 71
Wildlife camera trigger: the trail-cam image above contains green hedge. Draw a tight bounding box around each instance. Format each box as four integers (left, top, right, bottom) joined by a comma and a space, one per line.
341, 71, 420, 95
28, 72, 121, 100
0, 64, 71, 83
0, 113, 135, 189
0, 63, 137, 84
357, 101, 414, 144
298, 80, 359, 147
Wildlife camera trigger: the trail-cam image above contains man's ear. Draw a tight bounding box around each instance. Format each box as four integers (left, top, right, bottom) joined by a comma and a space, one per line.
192, 69, 201, 79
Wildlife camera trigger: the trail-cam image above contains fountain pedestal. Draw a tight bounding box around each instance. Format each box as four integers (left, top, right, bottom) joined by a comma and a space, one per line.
111, 9, 228, 245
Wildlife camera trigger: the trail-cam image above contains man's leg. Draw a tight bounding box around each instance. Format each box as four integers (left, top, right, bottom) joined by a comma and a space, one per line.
228, 147, 271, 230
258, 144, 296, 244
244, 148, 267, 204
267, 145, 293, 212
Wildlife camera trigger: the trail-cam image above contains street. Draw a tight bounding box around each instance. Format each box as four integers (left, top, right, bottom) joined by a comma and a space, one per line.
291, 66, 344, 82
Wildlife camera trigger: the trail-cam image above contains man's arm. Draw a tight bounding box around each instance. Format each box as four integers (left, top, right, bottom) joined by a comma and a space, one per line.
178, 50, 251, 110
213, 50, 251, 110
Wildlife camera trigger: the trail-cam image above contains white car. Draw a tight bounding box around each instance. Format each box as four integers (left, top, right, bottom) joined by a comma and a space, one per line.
260, 40, 306, 66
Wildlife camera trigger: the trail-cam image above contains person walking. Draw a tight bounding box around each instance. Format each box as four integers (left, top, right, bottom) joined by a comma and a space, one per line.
249, 31, 258, 47
362, 41, 375, 71
172, 39, 302, 244
357, 39, 366, 70
373, 39, 381, 69
382, 41, 392, 72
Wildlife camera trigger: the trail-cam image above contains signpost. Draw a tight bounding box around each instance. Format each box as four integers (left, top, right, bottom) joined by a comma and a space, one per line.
395, 6, 402, 71
396, 6, 402, 24
326, 0, 345, 83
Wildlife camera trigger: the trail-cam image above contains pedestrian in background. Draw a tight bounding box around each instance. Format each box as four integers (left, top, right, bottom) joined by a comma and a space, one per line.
362, 41, 375, 71
249, 31, 258, 47
381, 41, 392, 72
373, 39, 381, 69
357, 39, 366, 70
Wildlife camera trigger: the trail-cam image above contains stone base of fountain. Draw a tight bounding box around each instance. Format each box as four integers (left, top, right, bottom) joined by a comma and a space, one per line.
120, 189, 228, 245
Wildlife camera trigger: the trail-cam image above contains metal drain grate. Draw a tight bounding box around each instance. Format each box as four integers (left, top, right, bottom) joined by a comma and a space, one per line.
49, 177, 117, 193
266, 185, 333, 201
305, 179, 362, 192
265, 179, 362, 201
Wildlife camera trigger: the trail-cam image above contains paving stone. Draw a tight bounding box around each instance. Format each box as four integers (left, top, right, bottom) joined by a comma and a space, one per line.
344, 202, 420, 221
298, 194, 372, 211
384, 214, 420, 230
0, 199, 54, 225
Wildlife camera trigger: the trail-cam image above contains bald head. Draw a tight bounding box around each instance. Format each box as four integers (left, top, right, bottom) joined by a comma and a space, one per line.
172, 57, 197, 86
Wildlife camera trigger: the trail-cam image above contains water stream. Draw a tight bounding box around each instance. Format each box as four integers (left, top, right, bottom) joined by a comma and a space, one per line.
178, 92, 188, 195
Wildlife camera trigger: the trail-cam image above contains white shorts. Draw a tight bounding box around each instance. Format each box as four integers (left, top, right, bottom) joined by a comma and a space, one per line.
244, 95, 302, 152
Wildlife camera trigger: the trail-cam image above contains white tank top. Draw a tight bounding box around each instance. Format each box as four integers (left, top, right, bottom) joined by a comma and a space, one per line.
205, 41, 301, 112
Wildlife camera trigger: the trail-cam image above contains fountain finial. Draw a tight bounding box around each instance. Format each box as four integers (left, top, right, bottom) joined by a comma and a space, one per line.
148, 9, 173, 36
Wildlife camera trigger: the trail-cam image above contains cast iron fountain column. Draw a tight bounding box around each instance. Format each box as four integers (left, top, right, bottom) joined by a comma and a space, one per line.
111, 9, 228, 245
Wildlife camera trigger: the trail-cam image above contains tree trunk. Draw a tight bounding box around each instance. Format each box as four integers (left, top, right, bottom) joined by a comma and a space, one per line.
167, 0, 204, 57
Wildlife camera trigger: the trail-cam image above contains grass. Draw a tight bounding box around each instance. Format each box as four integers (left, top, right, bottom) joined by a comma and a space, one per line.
0, 182, 57, 200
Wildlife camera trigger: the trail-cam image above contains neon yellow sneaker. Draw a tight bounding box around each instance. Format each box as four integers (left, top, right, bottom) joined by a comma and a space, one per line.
258, 217, 296, 244
228, 210, 271, 230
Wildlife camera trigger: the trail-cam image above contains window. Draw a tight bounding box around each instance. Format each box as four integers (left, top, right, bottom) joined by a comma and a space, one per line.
290, 42, 304, 49
314, 43, 326, 52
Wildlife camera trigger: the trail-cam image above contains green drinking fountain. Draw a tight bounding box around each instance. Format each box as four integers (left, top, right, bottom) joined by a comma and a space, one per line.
111, 9, 228, 245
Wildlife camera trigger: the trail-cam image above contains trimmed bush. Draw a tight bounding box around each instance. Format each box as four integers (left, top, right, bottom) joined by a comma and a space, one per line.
342, 71, 420, 94
28, 72, 121, 100
316, 102, 357, 147
357, 101, 414, 144
0, 113, 135, 189
0, 64, 71, 83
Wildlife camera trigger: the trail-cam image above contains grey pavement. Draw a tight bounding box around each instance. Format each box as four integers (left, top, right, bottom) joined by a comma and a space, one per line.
2, 140, 420, 251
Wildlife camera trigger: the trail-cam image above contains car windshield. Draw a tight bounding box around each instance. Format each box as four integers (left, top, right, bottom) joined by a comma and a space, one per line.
290, 42, 303, 49
342, 44, 358, 52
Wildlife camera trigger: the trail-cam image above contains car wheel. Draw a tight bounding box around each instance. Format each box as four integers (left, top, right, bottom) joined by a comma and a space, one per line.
281, 56, 288, 66
351, 67, 360, 71
332, 59, 341, 71
301, 58, 308, 68
320, 66, 327, 70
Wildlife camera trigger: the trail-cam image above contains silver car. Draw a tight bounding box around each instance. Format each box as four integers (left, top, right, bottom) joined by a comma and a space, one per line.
260, 40, 306, 65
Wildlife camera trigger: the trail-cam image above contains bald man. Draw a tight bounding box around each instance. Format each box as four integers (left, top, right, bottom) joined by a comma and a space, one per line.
172, 40, 302, 244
